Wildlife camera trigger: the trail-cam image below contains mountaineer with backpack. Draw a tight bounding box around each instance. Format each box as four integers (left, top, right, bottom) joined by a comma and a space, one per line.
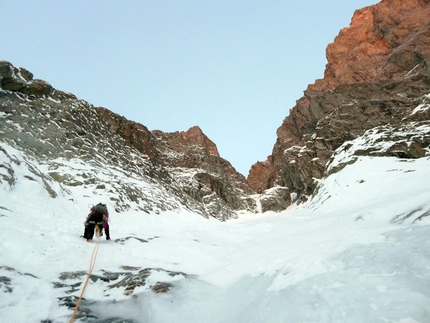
82, 203, 111, 242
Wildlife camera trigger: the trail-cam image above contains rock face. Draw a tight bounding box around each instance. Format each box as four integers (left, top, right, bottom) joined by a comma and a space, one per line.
0, 61, 53, 95
95, 107, 255, 218
313, 0, 430, 91
0, 60, 259, 219
248, 0, 430, 201
181, 126, 220, 156
0, 59, 296, 217
247, 159, 273, 194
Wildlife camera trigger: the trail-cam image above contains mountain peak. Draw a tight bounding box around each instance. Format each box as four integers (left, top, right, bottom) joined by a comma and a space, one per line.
248, 0, 430, 199
310, 0, 430, 92
180, 126, 219, 157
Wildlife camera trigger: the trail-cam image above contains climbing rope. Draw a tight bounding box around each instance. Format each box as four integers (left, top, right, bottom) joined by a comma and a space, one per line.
69, 226, 102, 323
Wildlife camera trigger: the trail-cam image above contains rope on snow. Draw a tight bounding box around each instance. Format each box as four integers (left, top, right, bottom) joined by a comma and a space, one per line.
69, 227, 102, 323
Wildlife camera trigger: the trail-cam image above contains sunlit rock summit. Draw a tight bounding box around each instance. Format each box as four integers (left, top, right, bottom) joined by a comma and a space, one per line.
248, 0, 430, 200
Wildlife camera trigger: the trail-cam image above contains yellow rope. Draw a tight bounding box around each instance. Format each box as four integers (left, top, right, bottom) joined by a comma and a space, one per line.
69, 227, 102, 323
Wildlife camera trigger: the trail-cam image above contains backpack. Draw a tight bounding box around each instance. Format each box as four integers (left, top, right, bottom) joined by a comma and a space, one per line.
94, 203, 107, 214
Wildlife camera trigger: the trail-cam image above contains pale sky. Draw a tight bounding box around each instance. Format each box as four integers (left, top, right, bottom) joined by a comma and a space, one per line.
1, 0, 378, 176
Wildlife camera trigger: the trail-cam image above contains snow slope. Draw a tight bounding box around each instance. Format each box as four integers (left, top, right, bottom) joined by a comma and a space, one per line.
1, 139, 430, 322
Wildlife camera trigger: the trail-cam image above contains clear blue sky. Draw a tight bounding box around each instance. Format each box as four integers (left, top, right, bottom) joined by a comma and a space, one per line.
1, 0, 378, 176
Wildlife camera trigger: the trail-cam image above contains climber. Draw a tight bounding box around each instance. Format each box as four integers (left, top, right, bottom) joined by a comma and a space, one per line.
83, 203, 111, 242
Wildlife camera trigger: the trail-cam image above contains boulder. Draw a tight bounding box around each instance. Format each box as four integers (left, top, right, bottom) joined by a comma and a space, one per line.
0, 60, 52, 96
0, 60, 26, 91
259, 187, 291, 213
27, 79, 53, 96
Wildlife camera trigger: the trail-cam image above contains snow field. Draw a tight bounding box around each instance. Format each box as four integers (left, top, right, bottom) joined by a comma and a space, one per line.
1, 142, 430, 322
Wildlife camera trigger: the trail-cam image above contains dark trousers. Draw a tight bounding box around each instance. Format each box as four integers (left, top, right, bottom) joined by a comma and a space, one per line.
84, 223, 110, 240
103, 225, 110, 240
84, 213, 104, 240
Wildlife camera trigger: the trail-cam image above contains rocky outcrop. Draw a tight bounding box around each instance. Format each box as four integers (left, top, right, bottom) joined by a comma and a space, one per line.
313, 0, 430, 91
247, 159, 273, 194
94, 107, 255, 217
181, 126, 219, 156
55, 266, 193, 322
0, 61, 53, 95
0, 60, 258, 219
248, 0, 430, 201
150, 127, 255, 219
258, 186, 291, 213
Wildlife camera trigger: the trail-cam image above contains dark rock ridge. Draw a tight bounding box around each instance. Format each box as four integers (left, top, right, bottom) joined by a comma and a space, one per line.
248, 0, 430, 201
0, 60, 292, 218
0, 60, 256, 219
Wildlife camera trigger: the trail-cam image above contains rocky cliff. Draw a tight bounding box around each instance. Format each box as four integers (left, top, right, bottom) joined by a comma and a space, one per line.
248, 0, 430, 200
0, 60, 263, 220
